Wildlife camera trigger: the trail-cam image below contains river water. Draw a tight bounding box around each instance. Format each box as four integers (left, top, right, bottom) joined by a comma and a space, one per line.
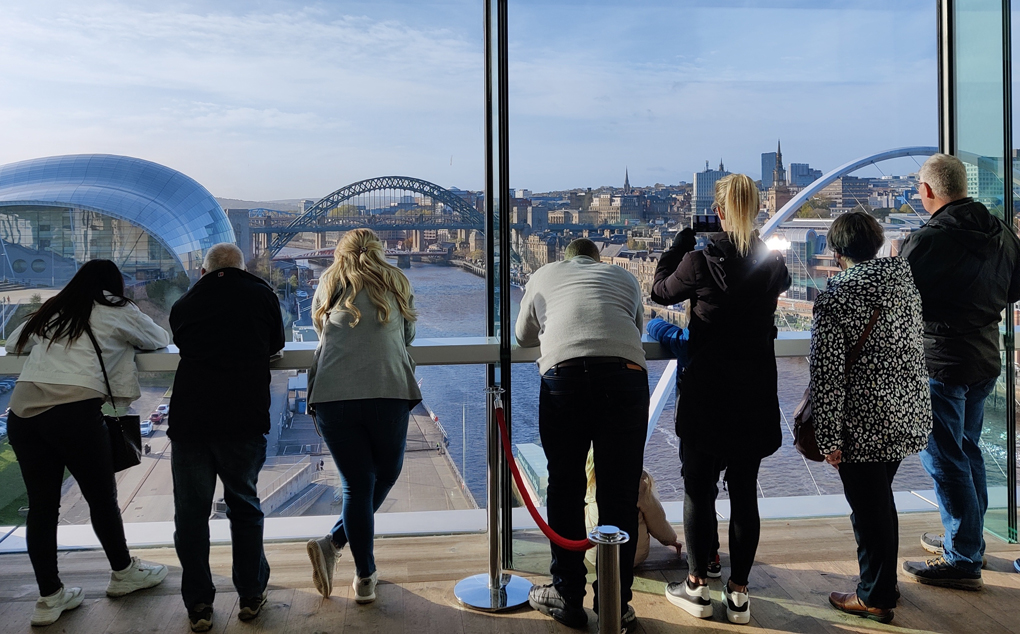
406, 262, 938, 503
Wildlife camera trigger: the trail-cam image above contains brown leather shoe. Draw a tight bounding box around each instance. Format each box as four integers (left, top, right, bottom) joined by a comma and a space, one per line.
828, 591, 893, 624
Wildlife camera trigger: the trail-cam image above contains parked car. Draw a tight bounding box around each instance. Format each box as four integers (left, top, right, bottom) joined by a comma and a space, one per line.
296, 290, 309, 298
156, 404, 169, 418
139, 420, 153, 437
149, 412, 164, 424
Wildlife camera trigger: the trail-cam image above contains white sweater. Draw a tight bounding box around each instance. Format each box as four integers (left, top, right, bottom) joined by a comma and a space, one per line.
5, 300, 170, 402
515, 256, 646, 374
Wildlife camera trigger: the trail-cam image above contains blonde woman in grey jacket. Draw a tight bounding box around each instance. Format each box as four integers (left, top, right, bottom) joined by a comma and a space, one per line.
305, 228, 421, 605
810, 212, 931, 624
5, 260, 171, 627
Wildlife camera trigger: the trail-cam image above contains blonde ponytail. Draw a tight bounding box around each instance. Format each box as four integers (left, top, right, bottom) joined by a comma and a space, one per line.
714, 173, 759, 256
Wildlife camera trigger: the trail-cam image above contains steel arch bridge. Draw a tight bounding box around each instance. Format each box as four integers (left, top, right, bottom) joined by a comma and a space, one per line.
760, 146, 939, 238
267, 176, 484, 256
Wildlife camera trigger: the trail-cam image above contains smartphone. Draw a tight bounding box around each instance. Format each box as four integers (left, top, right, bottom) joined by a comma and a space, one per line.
692, 214, 722, 233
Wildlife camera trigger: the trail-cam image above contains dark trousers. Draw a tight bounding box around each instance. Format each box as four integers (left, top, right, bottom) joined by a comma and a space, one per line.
539, 360, 648, 608
172, 436, 269, 609
839, 461, 901, 609
682, 442, 761, 586
316, 398, 409, 577
7, 399, 132, 596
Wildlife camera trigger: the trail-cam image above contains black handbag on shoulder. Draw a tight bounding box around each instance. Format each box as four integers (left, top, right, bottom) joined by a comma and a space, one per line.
84, 325, 142, 472
794, 307, 881, 462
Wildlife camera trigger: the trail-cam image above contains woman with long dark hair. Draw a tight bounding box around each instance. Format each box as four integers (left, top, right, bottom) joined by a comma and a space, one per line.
652, 174, 790, 624
6, 260, 171, 627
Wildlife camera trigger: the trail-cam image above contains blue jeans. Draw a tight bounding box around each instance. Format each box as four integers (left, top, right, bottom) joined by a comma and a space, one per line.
172, 436, 270, 609
919, 377, 997, 575
539, 360, 648, 608
316, 398, 409, 577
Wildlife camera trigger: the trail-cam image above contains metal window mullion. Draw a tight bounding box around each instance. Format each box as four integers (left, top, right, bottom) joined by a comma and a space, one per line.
1001, 0, 1017, 543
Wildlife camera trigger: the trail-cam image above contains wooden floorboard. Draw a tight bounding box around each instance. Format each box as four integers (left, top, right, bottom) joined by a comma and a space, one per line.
0, 512, 1018, 633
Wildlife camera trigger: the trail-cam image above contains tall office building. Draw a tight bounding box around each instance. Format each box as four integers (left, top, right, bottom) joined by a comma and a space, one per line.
693, 160, 730, 215
761, 152, 777, 189
790, 163, 823, 187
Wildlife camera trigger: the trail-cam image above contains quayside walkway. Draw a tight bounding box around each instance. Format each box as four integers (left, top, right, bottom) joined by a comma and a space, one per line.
0, 512, 1018, 633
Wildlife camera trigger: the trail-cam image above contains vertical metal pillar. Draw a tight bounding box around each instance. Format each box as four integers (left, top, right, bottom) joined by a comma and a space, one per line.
454, 0, 531, 609
590, 525, 630, 634
1001, 0, 1017, 543
938, 0, 956, 155
495, 0, 515, 569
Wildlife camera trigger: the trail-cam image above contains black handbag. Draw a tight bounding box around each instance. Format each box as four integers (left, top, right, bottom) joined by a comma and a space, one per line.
794, 307, 881, 462
84, 325, 142, 472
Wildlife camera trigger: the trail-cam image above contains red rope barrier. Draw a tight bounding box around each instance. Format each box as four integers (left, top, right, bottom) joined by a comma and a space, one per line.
493, 401, 593, 552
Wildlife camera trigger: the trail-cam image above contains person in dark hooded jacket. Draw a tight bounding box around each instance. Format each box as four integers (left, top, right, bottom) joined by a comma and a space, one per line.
898, 153, 1020, 590
811, 211, 931, 624
652, 173, 790, 625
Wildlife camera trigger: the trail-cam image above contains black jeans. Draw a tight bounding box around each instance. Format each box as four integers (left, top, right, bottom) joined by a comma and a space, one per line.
7, 399, 132, 596
172, 436, 269, 609
839, 461, 901, 609
682, 442, 761, 586
539, 359, 648, 608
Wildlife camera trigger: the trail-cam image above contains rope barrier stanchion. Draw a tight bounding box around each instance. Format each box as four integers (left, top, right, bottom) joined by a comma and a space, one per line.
590, 526, 630, 634
454, 388, 532, 611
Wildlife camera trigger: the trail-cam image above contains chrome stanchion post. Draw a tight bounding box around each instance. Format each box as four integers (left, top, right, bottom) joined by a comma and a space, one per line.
454, 388, 531, 611
590, 525, 630, 634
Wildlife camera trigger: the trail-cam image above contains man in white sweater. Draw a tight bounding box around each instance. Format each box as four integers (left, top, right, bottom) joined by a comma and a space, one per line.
516, 238, 648, 632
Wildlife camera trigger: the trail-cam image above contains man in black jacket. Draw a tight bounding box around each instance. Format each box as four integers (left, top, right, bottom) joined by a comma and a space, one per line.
899, 153, 1020, 590
168, 243, 285, 632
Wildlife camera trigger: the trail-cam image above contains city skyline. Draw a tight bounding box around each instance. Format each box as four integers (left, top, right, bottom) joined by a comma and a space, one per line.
5, 1, 1017, 200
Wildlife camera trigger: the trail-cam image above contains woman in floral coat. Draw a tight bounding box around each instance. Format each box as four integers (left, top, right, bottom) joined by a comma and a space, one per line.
810, 211, 932, 624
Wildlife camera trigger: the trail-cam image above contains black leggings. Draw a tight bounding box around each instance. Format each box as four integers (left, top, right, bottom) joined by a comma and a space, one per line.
682, 442, 761, 586
7, 399, 131, 596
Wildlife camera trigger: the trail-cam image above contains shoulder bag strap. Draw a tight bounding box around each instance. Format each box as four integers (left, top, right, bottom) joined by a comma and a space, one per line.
844, 307, 882, 380
83, 323, 118, 417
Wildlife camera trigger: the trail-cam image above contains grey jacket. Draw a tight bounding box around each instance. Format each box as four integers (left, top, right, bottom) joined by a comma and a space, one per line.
308, 288, 422, 406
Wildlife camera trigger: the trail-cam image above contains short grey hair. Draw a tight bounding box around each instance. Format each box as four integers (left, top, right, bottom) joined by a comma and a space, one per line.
564, 238, 601, 261
202, 243, 245, 272
919, 153, 968, 200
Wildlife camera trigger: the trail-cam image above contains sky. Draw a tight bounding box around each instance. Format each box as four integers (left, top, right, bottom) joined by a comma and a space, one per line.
0, 0, 991, 199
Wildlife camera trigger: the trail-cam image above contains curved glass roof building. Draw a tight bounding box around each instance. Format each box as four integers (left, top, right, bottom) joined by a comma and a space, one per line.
0, 154, 233, 284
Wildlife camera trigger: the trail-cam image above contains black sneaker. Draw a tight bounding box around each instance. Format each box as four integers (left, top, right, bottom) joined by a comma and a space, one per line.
238, 590, 268, 621
707, 553, 722, 578
665, 578, 713, 619
528, 584, 587, 629
918, 534, 987, 568
187, 604, 213, 633
920, 532, 944, 554
621, 604, 637, 632
902, 556, 982, 591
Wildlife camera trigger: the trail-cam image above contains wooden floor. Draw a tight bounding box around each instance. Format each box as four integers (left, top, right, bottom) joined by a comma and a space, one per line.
1, 512, 1019, 633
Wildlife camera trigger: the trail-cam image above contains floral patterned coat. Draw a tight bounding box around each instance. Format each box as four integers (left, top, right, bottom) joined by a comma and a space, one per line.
809, 257, 932, 463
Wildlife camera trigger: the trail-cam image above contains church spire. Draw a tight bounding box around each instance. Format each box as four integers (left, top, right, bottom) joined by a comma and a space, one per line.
624, 167, 631, 194
772, 139, 786, 187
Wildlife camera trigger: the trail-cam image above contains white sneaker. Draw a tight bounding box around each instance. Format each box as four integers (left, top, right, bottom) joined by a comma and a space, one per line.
106, 556, 169, 597
307, 535, 342, 598
32, 586, 84, 626
725, 583, 750, 624
665, 578, 712, 619
354, 571, 378, 604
